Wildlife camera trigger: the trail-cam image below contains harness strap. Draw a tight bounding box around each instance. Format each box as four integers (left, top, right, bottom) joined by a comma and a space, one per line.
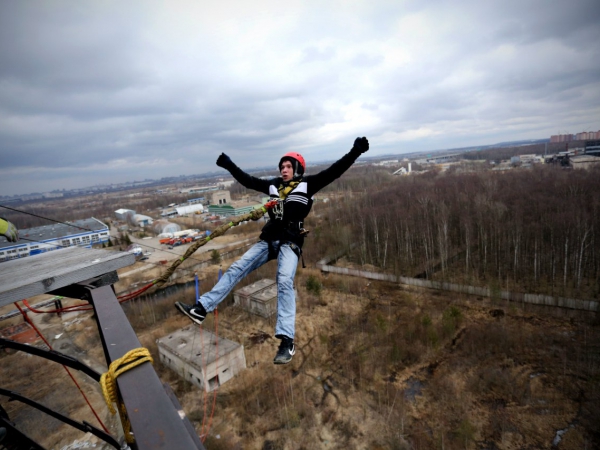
289, 242, 306, 269
267, 241, 306, 268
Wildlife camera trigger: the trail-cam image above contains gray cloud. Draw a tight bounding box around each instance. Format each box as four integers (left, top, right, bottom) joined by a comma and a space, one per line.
1, 0, 599, 196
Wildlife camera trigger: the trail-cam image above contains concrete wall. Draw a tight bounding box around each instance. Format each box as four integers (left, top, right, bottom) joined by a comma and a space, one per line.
316, 260, 599, 312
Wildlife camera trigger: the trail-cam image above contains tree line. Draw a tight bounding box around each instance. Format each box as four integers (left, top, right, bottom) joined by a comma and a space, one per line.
312, 165, 599, 299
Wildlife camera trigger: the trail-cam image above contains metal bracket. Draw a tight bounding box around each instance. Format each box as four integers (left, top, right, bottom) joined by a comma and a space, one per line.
0, 338, 101, 381
0, 388, 121, 449
48, 271, 119, 300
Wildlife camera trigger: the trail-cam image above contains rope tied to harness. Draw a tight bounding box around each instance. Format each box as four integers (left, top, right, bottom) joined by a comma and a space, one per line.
100, 347, 154, 443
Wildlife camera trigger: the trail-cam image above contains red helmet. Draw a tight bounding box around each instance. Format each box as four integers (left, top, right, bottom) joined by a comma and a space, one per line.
279, 152, 306, 176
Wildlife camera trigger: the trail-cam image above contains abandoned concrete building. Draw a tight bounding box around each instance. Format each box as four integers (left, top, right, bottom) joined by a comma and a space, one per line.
157, 325, 246, 392
233, 278, 299, 318
233, 278, 277, 318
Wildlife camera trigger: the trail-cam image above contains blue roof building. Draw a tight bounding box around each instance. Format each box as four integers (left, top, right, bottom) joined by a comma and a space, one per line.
0, 217, 110, 263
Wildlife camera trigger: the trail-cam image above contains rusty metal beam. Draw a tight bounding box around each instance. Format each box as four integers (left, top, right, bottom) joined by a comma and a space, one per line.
87, 285, 204, 450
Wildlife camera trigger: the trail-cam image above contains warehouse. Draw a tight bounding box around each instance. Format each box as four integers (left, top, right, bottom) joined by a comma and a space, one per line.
0, 217, 109, 262
175, 204, 204, 216
208, 199, 263, 217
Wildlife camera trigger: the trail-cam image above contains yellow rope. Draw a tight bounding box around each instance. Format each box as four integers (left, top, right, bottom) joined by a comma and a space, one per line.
100, 347, 154, 443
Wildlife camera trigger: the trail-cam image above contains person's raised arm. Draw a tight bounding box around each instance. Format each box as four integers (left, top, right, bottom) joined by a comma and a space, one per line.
308, 137, 369, 194
216, 153, 271, 195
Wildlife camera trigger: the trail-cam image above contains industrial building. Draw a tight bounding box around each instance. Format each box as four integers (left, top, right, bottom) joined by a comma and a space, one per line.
175, 204, 204, 216
569, 155, 600, 170
179, 185, 219, 195
134, 214, 154, 227
585, 139, 600, 156
0, 218, 109, 263
157, 326, 246, 392
208, 199, 263, 217
115, 208, 136, 221
211, 190, 231, 205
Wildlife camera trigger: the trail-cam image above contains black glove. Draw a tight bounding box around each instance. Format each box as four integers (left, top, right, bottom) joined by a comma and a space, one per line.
216, 153, 233, 169
353, 137, 369, 154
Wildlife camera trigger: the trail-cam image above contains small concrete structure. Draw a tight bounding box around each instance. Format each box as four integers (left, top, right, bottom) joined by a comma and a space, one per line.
233, 278, 299, 318
157, 325, 246, 392
234, 278, 277, 318
250, 284, 280, 318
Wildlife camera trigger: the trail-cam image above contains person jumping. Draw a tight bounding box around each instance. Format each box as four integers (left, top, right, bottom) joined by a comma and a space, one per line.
176, 137, 369, 364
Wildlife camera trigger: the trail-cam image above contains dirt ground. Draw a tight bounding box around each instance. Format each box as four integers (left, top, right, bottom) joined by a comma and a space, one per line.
2, 240, 599, 449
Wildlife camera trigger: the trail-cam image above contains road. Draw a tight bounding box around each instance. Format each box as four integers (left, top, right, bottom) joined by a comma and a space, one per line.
111, 227, 255, 277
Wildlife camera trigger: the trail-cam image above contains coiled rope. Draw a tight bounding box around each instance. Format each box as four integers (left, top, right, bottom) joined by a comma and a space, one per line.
100, 347, 154, 443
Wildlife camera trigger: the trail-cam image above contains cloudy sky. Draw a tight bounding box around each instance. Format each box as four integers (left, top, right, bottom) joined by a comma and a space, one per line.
1, 0, 599, 196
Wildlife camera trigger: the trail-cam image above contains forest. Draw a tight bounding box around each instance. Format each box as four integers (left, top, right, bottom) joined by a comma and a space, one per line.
309, 163, 600, 301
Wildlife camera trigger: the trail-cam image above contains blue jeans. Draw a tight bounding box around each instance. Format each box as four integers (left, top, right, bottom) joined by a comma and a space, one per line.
198, 240, 299, 339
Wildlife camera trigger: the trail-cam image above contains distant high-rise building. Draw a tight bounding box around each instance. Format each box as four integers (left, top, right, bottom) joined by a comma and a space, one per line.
550, 134, 574, 143
576, 130, 600, 140
551, 129, 600, 142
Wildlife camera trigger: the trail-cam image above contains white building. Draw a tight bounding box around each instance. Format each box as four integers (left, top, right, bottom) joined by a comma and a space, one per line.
376, 159, 399, 166
133, 214, 154, 227
157, 326, 246, 392
179, 185, 219, 194
115, 209, 136, 221
152, 220, 181, 235
175, 204, 204, 216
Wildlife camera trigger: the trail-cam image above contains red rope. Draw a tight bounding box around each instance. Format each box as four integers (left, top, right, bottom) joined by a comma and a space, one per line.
22, 299, 92, 314
14, 302, 110, 434
18, 277, 222, 439
117, 282, 155, 301
20, 280, 157, 316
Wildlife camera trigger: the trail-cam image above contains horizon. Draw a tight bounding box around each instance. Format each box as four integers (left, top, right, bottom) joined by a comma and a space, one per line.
1, 136, 558, 197
1, 1, 599, 197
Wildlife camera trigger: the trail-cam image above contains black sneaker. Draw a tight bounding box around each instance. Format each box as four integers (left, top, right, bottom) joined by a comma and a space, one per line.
273, 337, 295, 365
175, 301, 207, 325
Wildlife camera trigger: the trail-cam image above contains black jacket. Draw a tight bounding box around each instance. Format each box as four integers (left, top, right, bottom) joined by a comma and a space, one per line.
220, 147, 363, 248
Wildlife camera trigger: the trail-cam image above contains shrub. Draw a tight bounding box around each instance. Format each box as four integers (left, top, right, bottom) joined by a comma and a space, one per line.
442, 305, 462, 336
454, 419, 477, 446
305, 275, 322, 296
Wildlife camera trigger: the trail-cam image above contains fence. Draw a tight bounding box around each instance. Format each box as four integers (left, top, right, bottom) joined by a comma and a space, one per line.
316, 258, 599, 312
